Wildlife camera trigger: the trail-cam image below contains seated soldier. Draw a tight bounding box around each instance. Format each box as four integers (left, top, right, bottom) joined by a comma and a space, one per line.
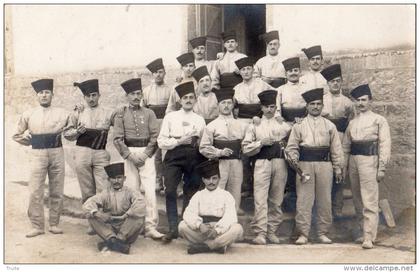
83, 162, 146, 254
178, 160, 244, 254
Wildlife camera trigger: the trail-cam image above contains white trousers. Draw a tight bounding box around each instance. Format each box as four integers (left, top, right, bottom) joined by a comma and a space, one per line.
125, 147, 158, 232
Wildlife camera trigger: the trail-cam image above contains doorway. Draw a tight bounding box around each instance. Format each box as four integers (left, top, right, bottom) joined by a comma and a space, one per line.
188, 4, 266, 61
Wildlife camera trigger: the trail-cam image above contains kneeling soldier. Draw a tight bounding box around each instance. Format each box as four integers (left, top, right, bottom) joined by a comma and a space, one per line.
242, 90, 292, 245
285, 88, 343, 245
83, 162, 146, 254
178, 160, 244, 254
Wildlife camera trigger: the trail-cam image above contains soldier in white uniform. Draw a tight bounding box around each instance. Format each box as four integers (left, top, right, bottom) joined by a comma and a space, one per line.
300, 45, 328, 92
64, 79, 115, 234
242, 90, 291, 245
178, 160, 243, 254
83, 162, 146, 254
166, 52, 197, 113
199, 87, 247, 214
254, 30, 286, 88
342, 84, 391, 249
13, 79, 70, 237
143, 58, 172, 194
285, 88, 344, 245
211, 30, 247, 89
320, 64, 354, 218
189, 36, 214, 72
191, 66, 219, 124
276, 57, 308, 124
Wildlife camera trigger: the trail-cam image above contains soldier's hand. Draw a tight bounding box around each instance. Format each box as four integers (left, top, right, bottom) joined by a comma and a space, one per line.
221, 148, 234, 157
128, 153, 145, 168
199, 223, 211, 235
207, 228, 218, 240
294, 117, 303, 124
260, 137, 273, 146
74, 103, 85, 113
77, 125, 87, 135
23, 130, 32, 141
335, 173, 344, 184
377, 170, 385, 183
252, 116, 261, 125
216, 52, 224, 60
177, 135, 193, 145
95, 211, 112, 223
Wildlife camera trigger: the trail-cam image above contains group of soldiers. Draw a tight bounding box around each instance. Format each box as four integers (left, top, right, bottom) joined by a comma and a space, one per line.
13, 29, 391, 255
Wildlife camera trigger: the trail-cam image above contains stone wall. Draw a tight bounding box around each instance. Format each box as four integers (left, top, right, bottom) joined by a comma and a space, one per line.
5, 49, 415, 216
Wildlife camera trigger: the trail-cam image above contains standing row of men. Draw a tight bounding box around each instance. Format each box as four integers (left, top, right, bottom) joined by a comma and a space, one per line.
13, 29, 391, 254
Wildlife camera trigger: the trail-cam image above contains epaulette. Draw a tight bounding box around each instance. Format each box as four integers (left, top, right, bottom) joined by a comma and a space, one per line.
115, 106, 127, 117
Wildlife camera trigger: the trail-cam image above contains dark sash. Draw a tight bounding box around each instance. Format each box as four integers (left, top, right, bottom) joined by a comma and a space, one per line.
124, 137, 150, 148
31, 133, 62, 149
213, 139, 241, 160
202, 216, 222, 223
299, 146, 331, 161
269, 78, 287, 88
147, 105, 167, 119
255, 142, 285, 160
76, 128, 108, 150
281, 107, 307, 122
351, 140, 378, 156
328, 117, 349, 133
237, 103, 261, 119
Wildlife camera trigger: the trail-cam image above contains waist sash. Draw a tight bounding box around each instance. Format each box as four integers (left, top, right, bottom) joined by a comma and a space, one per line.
299, 146, 331, 161
269, 78, 287, 88
213, 139, 241, 160
124, 137, 150, 147
31, 133, 62, 149
76, 128, 108, 150
173, 135, 199, 149
281, 107, 307, 122
148, 105, 167, 119
255, 142, 285, 160
351, 140, 378, 156
237, 103, 261, 119
328, 117, 348, 133
202, 216, 222, 223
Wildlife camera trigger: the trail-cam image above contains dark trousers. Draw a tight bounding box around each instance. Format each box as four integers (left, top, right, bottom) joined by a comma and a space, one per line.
163, 145, 205, 232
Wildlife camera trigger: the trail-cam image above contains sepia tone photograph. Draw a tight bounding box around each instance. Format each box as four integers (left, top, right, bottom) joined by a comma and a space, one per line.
3, 3, 416, 267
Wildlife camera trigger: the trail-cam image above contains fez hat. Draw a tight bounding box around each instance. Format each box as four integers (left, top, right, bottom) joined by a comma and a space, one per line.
302, 45, 323, 59
196, 160, 220, 179
189, 36, 207, 49
104, 162, 125, 178
214, 87, 235, 103
235, 57, 254, 70
282, 57, 300, 71
320, 64, 342, 81
121, 78, 142, 94
351, 84, 372, 99
175, 81, 195, 98
192, 66, 210, 82
261, 30, 279, 44
176, 52, 195, 67
220, 73, 243, 88
31, 79, 53, 93
302, 88, 324, 103
146, 58, 164, 73
258, 90, 278, 106
221, 30, 237, 42
73, 79, 99, 96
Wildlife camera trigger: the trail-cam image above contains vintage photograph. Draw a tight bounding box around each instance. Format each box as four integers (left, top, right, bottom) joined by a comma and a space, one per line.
3, 3, 415, 266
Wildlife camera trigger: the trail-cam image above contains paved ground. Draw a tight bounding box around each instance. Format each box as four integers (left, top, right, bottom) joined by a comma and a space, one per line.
4, 181, 415, 264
